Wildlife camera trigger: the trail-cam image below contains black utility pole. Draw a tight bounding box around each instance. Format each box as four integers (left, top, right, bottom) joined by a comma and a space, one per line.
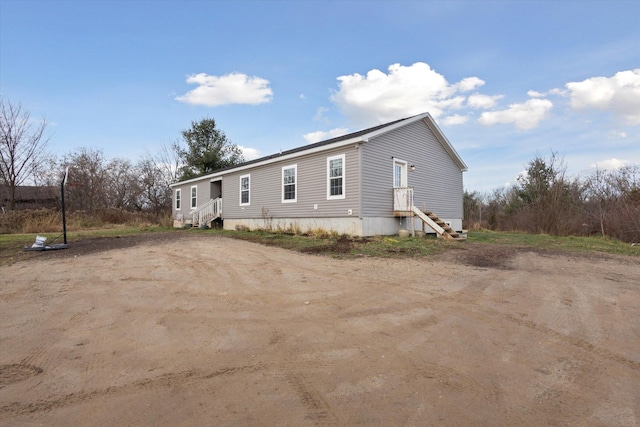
61, 167, 68, 245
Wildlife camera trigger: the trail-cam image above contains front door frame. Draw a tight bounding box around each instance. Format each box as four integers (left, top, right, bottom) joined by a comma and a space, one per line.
210, 178, 222, 199
392, 158, 412, 212
393, 158, 408, 188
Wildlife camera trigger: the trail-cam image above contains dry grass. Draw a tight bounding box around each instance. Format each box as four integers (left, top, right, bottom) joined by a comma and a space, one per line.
0, 209, 172, 234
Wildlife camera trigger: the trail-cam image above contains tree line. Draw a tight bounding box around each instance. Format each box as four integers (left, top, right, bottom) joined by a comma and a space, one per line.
464, 153, 640, 243
1, 98, 243, 215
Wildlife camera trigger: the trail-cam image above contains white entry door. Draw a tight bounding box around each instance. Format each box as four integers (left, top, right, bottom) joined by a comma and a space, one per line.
393, 159, 411, 211
393, 159, 407, 188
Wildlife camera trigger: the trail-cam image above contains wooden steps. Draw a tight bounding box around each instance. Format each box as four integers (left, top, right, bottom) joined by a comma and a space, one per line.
411, 206, 464, 240
424, 211, 463, 239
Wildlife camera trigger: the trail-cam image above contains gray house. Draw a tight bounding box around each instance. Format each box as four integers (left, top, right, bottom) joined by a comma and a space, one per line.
170, 112, 468, 238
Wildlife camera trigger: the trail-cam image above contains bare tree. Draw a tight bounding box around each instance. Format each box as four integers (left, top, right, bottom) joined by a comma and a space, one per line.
0, 98, 51, 210
136, 158, 171, 213
104, 157, 139, 210
61, 148, 110, 213
148, 141, 181, 188
136, 142, 182, 213
510, 152, 579, 235
584, 165, 640, 242
463, 190, 484, 229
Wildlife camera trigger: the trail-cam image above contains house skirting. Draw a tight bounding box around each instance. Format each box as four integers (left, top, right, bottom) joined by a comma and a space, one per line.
362, 217, 462, 236
224, 217, 364, 236
223, 216, 463, 237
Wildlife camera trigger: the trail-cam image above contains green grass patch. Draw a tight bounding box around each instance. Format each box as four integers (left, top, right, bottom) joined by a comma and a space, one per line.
214, 229, 333, 252
208, 228, 639, 258
467, 230, 639, 256
201, 228, 456, 258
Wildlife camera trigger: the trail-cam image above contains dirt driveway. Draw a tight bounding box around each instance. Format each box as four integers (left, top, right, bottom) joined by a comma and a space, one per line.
1, 233, 639, 426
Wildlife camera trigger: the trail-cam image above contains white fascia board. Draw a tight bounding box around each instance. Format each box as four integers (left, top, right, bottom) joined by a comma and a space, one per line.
362, 112, 431, 140
170, 175, 210, 188
169, 135, 367, 187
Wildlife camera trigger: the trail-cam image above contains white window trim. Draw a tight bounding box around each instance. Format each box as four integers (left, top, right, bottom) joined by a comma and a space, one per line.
282, 164, 297, 203
327, 154, 346, 200
393, 158, 408, 188
190, 185, 197, 209
239, 174, 250, 206
175, 188, 181, 210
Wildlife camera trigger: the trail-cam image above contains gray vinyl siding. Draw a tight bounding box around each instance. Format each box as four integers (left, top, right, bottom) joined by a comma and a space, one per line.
172, 116, 465, 226
172, 180, 211, 217
223, 146, 361, 219
362, 120, 463, 218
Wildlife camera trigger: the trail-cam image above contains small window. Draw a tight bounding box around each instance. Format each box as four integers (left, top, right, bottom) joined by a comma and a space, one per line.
175, 189, 181, 210
240, 174, 250, 206
327, 154, 345, 200
190, 185, 197, 209
282, 165, 297, 203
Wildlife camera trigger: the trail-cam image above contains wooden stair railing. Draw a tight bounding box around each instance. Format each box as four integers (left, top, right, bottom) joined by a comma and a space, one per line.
411, 206, 464, 240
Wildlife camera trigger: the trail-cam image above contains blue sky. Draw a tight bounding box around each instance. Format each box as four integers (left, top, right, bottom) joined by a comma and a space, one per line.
1, 0, 638, 192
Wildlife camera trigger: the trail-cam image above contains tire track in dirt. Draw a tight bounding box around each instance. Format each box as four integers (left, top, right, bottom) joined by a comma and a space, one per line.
0, 364, 264, 417
19, 345, 50, 372
500, 312, 640, 371
438, 288, 640, 371
411, 361, 501, 401
0, 364, 43, 387
166, 239, 273, 296
81, 315, 112, 385
285, 373, 339, 426
426, 270, 640, 371
259, 314, 342, 425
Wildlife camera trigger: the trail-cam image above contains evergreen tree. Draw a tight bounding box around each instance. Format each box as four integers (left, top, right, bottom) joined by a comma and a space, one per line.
175, 118, 244, 180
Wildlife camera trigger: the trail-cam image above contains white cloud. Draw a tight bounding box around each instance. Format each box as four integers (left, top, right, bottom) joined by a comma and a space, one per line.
441, 114, 469, 126
565, 69, 640, 125
589, 158, 631, 170
239, 146, 261, 161
549, 88, 567, 96
330, 62, 490, 126
478, 98, 553, 130
467, 93, 503, 109
303, 128, 349, 144
456, 77, 485, 92
606, 130, 627, 139
176, 72, 273, 107
313, 106, 329, 122
527, 90, 545, 98
514, 169, 528, 185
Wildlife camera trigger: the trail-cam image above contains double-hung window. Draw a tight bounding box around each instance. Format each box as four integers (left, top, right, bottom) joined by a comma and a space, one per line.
282, 165, 297, 203
190, 185, 197, 209
327, 154, 345, 199
240, 174, 250, 206
175, 189, 181, 210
